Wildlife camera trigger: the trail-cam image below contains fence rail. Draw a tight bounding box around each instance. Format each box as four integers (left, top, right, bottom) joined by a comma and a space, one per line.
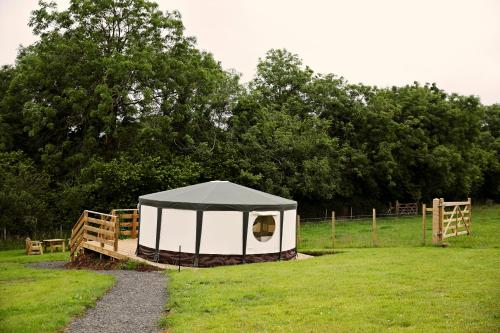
111, 209, 139, 239
298, 198, 473, 252
69, 210, 119, 260
297, 210, 426, 251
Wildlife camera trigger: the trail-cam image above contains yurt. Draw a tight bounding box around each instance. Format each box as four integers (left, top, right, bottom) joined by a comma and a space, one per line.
136, 181, 297, 267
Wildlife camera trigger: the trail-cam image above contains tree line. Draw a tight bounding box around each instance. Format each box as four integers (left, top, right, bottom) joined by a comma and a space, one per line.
1, 0, 498, 235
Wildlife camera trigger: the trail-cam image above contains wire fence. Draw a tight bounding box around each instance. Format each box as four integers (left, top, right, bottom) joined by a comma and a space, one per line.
0, 229, 72, 251
298, 213, 426, 250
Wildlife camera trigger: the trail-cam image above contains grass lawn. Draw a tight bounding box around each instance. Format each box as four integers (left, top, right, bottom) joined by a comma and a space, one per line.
165, 205, 500, 332
165, 248, 500, 332
0, 250, 114, 333
299, 205, 500, 250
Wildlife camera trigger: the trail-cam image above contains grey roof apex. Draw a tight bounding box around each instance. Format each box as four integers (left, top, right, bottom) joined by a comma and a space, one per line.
138, 181, 297, 211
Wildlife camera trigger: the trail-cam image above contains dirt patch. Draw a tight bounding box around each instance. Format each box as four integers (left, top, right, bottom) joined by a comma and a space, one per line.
64, 252, 162, 271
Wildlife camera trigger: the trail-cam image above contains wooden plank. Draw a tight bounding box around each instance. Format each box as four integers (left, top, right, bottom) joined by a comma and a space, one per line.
120, 230, 131, 236
71, 212, 85, 230
85, 233, 114, 246
119, 222, 133, 227
72, 219, 85, 235
442, 201, 469, 207
84, 225, 115, 237
70, 235, 83, 254
439, 198, 444, 241
86, 217, 116, 228
82, 211, 88, 254
113, 215, 119, 251
442, 205, 458, 235
426, 208, 434, 212
444, 209, 470, 216
118, 214, 138, 219
443, 230, 469, 239
86, 210, 117, 218
82, 242, 128, 260
467, 198, 472, 235
444, 216, 470, 225
70, 226, 84, 245
85, 233, 115, 246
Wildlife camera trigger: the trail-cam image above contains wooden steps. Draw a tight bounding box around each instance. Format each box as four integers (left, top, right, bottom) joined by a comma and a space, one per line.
70, 208, 178, 270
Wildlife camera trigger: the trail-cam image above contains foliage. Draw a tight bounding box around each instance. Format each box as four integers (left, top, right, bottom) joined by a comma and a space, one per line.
0, 0, 498, 235
60, 155, 201, 219
0, 152, 52, 235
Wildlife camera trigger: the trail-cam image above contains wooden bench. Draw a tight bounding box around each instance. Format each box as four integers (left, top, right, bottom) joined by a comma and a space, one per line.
26, 238, 43, 255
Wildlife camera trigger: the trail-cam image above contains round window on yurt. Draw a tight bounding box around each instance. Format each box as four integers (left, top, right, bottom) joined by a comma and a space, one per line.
252, 216, 276, 242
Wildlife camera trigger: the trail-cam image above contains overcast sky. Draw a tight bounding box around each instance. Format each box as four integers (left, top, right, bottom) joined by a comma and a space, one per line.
1, 0, 499, 104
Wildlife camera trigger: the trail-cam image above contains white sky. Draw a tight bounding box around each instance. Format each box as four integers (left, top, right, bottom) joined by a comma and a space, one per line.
1, 0, 499, 104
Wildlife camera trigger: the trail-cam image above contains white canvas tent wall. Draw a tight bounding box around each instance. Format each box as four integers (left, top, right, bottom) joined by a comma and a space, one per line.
136, 181, 297, 267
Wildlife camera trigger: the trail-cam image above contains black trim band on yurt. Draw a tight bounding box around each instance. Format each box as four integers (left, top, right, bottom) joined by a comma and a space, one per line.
137, 244, 297, 267
135, 181, 298, 267
137, 199, 297, 211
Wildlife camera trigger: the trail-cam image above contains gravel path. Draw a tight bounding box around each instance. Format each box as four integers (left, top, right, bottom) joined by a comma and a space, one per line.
29, 262, 168, 333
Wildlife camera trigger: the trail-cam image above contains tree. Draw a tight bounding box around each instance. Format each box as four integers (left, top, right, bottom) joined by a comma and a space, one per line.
478, 104, 500, 201
228, 51, 341, 201
0, 152, 52, 236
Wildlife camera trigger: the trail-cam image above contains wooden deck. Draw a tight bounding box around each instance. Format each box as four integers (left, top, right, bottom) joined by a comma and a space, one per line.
83, 239, 312, 269
83, 239, 180, 270
70, 208, 312, 269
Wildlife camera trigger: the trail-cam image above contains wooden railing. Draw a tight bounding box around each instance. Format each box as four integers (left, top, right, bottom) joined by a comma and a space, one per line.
111, 209, 139, 239
69, 210, 118, 261
430, 198, 472, 244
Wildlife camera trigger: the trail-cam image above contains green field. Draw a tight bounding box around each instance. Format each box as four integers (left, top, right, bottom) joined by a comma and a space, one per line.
299, 205, 500, 250
165, 205, 500, 332
0, 206, 498, 333
0, 251, 114, 333
165, 247, 499, 332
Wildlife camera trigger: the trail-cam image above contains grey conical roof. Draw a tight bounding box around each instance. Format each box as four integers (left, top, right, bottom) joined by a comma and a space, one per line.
139, 181, 297, 211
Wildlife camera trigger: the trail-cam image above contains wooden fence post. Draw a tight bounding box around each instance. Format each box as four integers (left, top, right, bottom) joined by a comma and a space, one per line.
395, 200, 400, 216
83, 211, 88, 241
113, 214, 119, 252
440, 198, 444, 242
372, 208, 377, 247
422, 203, 426, 245
296, 214, 301, 248
331, 211, 335, 252
467, 197, 472, 235
131, 209, 138, 239
432, 198, 441, 244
